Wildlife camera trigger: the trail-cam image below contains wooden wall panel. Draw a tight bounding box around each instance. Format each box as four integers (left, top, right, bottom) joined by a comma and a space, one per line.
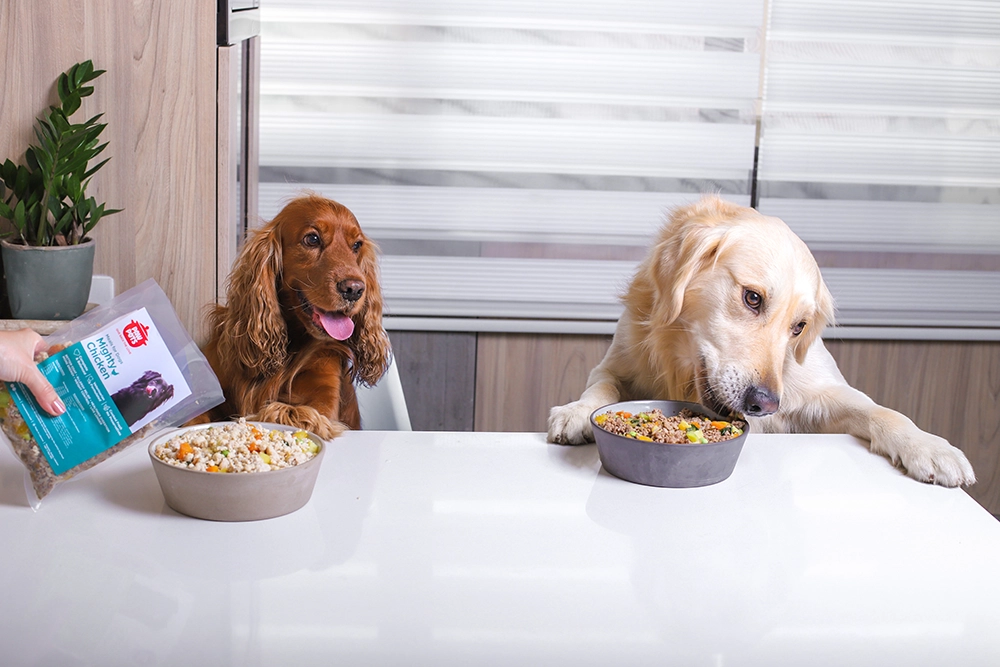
474, 333, 612, 432
0, 0, 217, 343
390, 331, 477, 431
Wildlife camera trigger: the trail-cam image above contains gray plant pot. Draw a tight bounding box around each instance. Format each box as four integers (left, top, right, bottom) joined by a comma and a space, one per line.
2, 238, 95, 320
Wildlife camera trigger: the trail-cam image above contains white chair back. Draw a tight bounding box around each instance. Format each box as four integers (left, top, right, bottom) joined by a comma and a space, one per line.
356, 355, 412, 431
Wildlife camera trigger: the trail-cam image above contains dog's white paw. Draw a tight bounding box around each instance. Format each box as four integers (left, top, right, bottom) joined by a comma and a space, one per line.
547, 401, 596, 445
876, 430, 976, 487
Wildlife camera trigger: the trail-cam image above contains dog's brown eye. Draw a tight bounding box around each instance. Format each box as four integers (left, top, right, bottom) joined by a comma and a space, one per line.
743, 289, 763, 313
792, 321, 807, 336
303, 232, 321, 248
352, 240, 363, 253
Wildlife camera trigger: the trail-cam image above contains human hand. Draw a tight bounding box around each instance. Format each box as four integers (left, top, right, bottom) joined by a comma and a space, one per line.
0, 329, 66, 417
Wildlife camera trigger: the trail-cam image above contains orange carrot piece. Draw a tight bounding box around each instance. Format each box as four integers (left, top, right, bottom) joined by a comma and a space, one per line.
177, 442, 193, 461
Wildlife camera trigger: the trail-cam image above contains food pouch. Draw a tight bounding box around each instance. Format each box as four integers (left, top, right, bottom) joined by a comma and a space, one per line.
0, 279, 224, 508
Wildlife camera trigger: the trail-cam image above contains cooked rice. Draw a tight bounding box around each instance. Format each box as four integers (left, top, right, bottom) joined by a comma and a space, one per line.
153, 419, 319, 473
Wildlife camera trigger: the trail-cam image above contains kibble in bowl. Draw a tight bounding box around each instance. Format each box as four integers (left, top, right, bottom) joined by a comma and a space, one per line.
590, 400, 750, 488
147, 420, 326, 521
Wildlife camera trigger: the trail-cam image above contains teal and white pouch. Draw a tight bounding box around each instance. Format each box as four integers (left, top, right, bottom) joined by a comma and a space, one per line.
0, 279, 223, 509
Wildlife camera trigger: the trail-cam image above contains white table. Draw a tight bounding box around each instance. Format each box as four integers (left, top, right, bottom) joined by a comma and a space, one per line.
2, 431, 999, 667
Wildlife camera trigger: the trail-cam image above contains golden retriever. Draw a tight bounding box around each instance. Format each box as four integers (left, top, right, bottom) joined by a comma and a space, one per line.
547, 195, 975, 487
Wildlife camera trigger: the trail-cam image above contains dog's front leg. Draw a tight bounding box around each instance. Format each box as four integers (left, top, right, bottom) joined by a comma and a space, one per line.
547, 366, 623, 445
253, 401, 347, 441
246, 356, 350, 440
547, 320, 646, 445
865, 405, 975, 487
815, 385, 975, 487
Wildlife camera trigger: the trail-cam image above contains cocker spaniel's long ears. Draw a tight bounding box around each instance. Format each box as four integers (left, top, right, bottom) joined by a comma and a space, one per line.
353, 238, 392, 387
212, 222, 287, 378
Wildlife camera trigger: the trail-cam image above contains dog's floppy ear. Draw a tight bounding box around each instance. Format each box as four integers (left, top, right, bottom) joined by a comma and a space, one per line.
793, 273, 835, 364
352, 236, 392, 386
647, 199, 733, 326
217, 221, 288, 376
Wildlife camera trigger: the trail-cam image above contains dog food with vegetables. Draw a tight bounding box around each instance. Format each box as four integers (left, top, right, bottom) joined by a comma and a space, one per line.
594, 408, 745, 444
1, 377, 156, 501
153, 419, 319, 473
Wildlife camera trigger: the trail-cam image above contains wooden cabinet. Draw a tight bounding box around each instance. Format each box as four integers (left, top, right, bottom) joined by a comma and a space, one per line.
0, 0, 218, 343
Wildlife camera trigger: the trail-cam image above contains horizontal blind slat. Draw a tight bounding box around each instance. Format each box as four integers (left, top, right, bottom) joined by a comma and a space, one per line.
377, 256, 1000, 326
265, 1, 766, 28
758, 199, 1000, 253
261, 44, 760, 102
260, 183, 709, 244
260, 115, 756, 178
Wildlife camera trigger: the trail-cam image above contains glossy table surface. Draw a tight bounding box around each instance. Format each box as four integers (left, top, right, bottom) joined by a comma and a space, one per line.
2, 430, 1000, 667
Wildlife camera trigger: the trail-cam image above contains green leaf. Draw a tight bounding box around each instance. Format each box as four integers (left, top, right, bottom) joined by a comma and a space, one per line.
35, 155, 54, 179
51, 111, 71, 134
70, 62, 83, 88
83, 157, 111, 180
84, 206, 103, 235
13, 199, 25, 230
1, 159, 17, 185
55, 206, 75, 234
81, 113, 104, 128
0, 199, 12, 220
57, 73, 72, 101
62, 93, 82, 116
14, 166, 29, 194
22, 151, 37, 175
47, 194, 65, 221
33, 130, 58, 159
79, 63, 103, 87
65, 175, 82, 202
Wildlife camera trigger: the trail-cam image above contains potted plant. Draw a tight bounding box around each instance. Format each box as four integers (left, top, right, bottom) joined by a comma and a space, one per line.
0, 59, 121, 320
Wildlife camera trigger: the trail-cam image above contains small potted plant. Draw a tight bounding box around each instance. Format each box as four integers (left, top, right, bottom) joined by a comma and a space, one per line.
0, 59, 121, 320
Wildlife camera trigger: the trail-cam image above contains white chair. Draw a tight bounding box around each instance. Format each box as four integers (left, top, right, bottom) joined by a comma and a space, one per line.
89, 275, 115, 305
356, 355, 412, 430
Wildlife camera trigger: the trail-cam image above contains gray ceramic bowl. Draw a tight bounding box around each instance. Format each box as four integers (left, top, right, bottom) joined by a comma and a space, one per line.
590, 400, 749, 488
147, 422, 326, 521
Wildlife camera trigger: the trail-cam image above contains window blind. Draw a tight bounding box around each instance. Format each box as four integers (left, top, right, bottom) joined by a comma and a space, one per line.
258, 0, 1000, 338
258, 0, 761, 329
756, 0, 1000, 333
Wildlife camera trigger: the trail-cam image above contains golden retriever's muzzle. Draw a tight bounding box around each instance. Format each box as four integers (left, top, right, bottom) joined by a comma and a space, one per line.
699, 363, 780, 418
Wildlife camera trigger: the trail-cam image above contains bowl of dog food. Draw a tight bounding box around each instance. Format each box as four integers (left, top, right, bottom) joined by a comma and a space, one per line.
590, 400, 749, 488
147, 419, 326, 521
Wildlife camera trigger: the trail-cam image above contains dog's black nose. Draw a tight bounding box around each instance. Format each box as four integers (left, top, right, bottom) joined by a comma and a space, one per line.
338, 279, 365, 302
743, 386, 779, 416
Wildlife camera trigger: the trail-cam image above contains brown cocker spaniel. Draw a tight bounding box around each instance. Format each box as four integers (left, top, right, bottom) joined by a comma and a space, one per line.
200, 194, 391, 439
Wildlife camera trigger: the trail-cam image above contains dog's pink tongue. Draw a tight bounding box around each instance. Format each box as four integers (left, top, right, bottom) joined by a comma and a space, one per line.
314, 310, 355, 340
